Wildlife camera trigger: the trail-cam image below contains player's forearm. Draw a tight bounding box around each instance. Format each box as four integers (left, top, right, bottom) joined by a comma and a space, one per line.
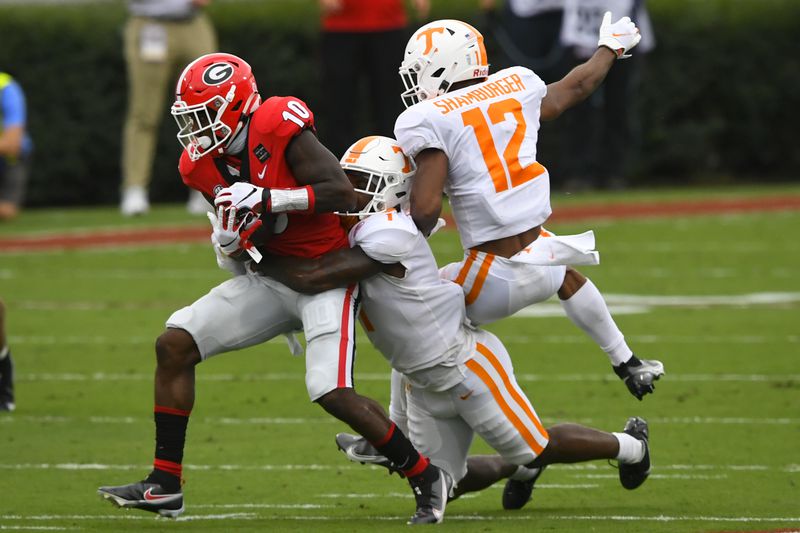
410, 207, 440, 237
308, 179, 357, 213
545, 48, 616, 119
256, 247, 382, 294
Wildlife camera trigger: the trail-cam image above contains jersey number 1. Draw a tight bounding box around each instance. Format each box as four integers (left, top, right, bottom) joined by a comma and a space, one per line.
461, 98, 544, 193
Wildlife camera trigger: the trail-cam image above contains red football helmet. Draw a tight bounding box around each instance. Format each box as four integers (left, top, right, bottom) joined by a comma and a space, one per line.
171, 53, 261, 161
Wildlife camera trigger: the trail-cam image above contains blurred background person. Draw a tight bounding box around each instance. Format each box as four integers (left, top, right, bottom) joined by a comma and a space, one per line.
480, 0, 566, 82
316, 0, 430, 159
0, 70, 32, 222
120, 0, 218, 216
0, 299, 14, 412
558, 0, 654, 190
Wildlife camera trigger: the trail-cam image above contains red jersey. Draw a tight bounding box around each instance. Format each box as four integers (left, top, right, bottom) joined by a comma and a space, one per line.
180, 96, 349, 258
322, 0, 407, 32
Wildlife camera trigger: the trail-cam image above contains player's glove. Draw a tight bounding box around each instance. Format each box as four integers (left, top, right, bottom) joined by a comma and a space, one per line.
207, 210, 247, 275
214, 182, 270, 214
597, 11, 641, 59
209, 205, 263, 263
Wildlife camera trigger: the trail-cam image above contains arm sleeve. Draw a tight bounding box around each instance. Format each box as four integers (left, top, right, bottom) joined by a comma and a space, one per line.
394, 107, 445, 159
350, 213, 419, 264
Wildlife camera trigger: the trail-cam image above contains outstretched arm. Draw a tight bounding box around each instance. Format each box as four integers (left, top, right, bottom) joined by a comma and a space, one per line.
540, 48, 616, 121
285, 130, 357, 213
540, 12, 641, 121
255, 246, 387, 294
409, 148, 449, 236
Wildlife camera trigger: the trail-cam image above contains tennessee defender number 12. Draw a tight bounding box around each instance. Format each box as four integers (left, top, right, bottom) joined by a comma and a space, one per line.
461, 97, 545, 194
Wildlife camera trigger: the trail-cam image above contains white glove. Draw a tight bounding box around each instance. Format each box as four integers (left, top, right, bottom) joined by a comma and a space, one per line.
208, 206, 263, 263
214, 181, 266, 213
207, 210, 247, 275
597, 11, 641, 59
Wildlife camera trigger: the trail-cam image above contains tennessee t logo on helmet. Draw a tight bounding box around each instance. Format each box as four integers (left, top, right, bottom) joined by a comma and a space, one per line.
399, 19, 490, 108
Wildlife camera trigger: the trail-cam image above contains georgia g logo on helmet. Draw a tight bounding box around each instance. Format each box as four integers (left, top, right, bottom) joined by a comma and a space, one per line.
202, 62, 235, 86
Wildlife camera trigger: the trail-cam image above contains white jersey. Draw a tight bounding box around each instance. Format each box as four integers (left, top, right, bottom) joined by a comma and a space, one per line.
395, 66, 552, 249
349, 210, 473, 388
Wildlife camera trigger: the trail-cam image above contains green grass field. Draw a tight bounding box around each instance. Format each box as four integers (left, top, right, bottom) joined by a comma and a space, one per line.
1, 186, 799, 532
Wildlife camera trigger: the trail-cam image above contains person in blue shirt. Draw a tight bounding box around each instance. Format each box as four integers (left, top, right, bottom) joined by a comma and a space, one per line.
0, 71, 33, 221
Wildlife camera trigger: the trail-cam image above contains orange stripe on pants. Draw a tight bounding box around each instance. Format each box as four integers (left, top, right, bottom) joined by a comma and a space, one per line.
465, 357, 545, 455
465, 254, 494, 306
476, 342, 549, 440
454, 249, 478, 286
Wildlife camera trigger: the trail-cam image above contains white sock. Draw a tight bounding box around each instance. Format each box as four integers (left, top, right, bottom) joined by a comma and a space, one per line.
613, 432, 645, 464
0, 346, 8, 360
510, 465, 541, 481
561, 279, 633, 366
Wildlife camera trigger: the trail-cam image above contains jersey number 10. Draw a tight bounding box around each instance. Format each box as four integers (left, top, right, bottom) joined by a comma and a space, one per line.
282, 100, 311, 128
462, 97, 545, 193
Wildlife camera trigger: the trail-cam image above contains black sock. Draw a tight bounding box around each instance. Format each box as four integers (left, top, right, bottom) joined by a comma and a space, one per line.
0, 351, 13, 402
371, 423, 430, 478
145, 406, 190, 492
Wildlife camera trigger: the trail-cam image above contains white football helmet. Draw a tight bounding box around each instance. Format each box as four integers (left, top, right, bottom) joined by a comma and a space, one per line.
399, 19, 490, 108
339, 136, 416, 217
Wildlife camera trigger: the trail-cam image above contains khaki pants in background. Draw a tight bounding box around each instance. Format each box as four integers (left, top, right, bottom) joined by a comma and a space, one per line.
121, 14, 217, 191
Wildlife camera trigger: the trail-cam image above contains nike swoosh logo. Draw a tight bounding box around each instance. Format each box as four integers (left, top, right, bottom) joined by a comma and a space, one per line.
143, 488, 178, 502
459, 390, 474, 400
240, 188, 258, 204
258, 167, 267, 180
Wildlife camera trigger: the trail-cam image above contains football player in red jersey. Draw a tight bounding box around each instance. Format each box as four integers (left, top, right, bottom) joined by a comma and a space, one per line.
98, 53, 447, 522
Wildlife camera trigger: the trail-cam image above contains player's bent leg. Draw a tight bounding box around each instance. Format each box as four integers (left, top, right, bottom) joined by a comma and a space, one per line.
100, 275, 293, 516
530, 419, 651, 490
441, 253, 565, 326
317, 387, 394, 443
458, 333, 550, 510
154, 328, 201, 410
559, 268, 665, 399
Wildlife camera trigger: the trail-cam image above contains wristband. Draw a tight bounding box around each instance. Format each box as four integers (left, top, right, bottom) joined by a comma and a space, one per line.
263, 185, 316, 214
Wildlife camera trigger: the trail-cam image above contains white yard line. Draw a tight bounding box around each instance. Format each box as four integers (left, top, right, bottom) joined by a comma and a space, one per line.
0, 463, 796, 473
3, 414, 800, 427
2, 513, 799, 523
13, 372, 800, 383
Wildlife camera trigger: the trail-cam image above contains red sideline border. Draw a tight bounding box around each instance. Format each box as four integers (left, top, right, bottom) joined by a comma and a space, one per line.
2, 195, 799, 252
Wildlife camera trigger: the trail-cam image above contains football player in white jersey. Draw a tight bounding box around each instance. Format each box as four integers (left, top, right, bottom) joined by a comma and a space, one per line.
394, 15, 664, 401
256, 136, 653, 522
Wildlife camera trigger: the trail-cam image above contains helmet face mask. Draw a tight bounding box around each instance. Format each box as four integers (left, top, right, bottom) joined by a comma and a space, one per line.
399, 20, 490, 108
171, 53, 260, 161
172, 94, 233, 160
338, 136, 416, 218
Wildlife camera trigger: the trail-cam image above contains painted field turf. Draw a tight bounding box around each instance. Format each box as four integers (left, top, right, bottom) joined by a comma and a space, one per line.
1, 187, 798, 532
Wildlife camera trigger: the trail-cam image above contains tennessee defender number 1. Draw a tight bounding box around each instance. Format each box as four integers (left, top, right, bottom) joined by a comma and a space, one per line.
461, 97, 545, 193
282, 100, 310, 128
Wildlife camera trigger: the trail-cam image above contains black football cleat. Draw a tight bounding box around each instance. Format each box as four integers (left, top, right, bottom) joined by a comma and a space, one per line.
619, 416, 651, 490
335, 432, 403, 477
97, 480, 184, 518
614, 357, 665, 400
502, 465, 546, 510
407, 465, 452, 525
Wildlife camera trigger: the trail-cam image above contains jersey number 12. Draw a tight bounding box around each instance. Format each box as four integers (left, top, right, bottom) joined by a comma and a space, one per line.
462, 97, 545, 193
